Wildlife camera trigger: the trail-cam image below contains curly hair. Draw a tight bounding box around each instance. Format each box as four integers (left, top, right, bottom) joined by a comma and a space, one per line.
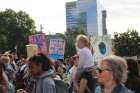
101, 55, 128, 84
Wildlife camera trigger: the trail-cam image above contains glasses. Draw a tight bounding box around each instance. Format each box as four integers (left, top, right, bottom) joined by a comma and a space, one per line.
96, 67, 112, 74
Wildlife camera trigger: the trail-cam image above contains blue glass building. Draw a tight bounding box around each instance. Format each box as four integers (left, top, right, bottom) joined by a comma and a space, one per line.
66, 1, 78, 30
66, 0, 107, 37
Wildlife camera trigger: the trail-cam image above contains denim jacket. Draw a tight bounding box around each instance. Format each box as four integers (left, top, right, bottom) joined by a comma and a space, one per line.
94, 84, 135, 93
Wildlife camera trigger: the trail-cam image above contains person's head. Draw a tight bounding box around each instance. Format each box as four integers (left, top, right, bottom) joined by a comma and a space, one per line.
0, 54, 10, 64
28, 53, 53, 77
57, 64, 66, 74
75, 35, 90, 49
96, 55, 128, 85
19, 55, 27, 64
54, 59, 66, 74
71, 55, 79, 66
126, 58, 139, 77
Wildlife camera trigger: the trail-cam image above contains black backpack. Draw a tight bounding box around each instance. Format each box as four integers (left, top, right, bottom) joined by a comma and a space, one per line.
54, 79, 68, 93
40, 77, 68, 93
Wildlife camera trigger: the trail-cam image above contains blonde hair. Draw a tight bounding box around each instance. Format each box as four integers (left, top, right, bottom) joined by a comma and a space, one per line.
76, 35, 90, 48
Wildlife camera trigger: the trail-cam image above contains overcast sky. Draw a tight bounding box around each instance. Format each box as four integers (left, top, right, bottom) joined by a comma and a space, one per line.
0, 0, 140, 35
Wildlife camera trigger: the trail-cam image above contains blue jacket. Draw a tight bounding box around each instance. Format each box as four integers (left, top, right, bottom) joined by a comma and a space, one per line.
95, 84, 135, 93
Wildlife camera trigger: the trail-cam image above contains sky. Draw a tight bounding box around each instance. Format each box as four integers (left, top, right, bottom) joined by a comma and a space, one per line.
0, 0, 140, 35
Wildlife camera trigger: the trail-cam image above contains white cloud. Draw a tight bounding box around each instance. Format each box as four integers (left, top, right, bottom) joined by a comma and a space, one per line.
0, 0, 139, 35
101, 0, 140, 35
0, 0, 67, 34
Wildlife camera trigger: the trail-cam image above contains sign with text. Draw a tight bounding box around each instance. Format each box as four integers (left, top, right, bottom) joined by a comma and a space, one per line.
90, 35, 113, 62
48, 39, 65, 59
28, 34, 47, 54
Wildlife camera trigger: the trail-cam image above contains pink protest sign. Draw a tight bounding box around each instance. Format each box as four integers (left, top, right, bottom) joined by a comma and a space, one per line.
28, 34, 47, 54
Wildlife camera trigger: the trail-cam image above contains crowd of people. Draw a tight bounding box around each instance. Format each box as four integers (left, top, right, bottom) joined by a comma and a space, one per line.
0, 34, 140, 93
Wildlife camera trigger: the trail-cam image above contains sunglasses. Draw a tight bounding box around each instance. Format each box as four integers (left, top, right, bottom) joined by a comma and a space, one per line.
96, 67, 112, 74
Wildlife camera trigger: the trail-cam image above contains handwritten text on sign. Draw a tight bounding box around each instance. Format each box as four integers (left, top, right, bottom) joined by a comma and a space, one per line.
29, 34, 47, 54
48, 39, 65, 59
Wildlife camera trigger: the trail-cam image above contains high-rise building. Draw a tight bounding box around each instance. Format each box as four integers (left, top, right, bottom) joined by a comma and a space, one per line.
102, 10, 107, 35
77, 0, 98, 37
66, 1, 77, 30
66, 0, 107, 37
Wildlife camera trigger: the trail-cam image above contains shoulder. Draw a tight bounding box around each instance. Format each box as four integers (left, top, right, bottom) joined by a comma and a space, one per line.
119, 85, 135, 93
41, 77, 55, 86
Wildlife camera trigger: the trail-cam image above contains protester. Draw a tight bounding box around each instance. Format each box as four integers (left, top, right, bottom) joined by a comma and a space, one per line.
9, 50, 18, 70
67, 55, 79, 93
17, 53, 56, 93
138, 59, 140, 76
95, 55, 135, 93
0, 56, 9, 93
125, 58, 140, 93
68, 55, 79, 84
54, 59, 66, 80
75, 35, 94, 76
15, 55, 29, 90
1, 53, 15, 93
75, 35, 95, 93
66, 58, 73, 74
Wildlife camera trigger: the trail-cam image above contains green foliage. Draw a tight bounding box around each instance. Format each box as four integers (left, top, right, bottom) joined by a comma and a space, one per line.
113, 29, 140, 56
0, 9, 36, 55
56, 33, 66, 40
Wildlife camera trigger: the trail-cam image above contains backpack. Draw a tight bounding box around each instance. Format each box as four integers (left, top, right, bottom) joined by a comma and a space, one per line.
40, 75, 68, 93
54, 79, 68, 93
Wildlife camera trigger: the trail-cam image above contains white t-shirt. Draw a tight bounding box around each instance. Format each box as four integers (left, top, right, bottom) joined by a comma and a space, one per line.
77, 47, 94, 69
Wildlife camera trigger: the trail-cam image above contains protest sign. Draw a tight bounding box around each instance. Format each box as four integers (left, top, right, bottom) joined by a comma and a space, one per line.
90, 35, 113, 62
28, 34, 47, 54
48, 39, 65, 59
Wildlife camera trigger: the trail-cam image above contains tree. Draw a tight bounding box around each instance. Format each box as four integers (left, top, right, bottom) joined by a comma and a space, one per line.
0, 9, 36, 55
113, 29, 140, 57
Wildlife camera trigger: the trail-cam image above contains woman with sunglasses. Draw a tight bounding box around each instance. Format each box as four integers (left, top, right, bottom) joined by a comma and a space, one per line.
95, 55, 135, 93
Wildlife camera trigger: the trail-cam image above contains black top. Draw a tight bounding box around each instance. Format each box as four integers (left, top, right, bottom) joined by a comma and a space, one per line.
80, 71, 97, 93
125, 75, 140, 93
